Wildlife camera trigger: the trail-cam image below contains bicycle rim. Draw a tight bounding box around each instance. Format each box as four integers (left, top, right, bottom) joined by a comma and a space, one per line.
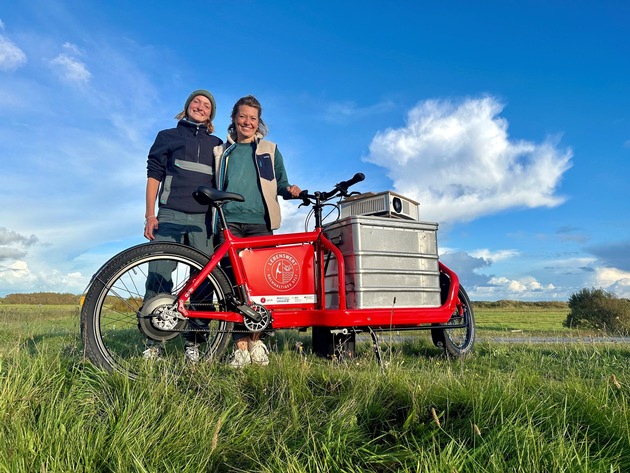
81, 243, 233, 379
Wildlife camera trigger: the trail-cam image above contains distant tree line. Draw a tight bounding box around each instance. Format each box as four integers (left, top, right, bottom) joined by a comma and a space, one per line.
473, 300, 568, 309
0, 292, 81, 305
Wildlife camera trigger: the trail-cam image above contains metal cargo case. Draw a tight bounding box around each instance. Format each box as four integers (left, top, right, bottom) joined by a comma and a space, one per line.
323, 215, 441, 309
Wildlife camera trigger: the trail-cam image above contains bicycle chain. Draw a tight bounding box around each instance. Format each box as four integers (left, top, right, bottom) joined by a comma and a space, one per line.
140, 302, 270, 334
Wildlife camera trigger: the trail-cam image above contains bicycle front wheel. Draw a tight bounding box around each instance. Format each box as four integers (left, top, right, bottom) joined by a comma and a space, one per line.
431, 285, 475, 358
80, 242, 233, 379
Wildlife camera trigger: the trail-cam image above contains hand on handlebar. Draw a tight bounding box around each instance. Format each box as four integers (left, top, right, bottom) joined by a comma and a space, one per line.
286, 184, 302, 197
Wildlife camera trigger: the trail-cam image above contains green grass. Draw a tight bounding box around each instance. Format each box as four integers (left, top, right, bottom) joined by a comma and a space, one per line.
1, 305, 629, 472
475, 306, 573, 334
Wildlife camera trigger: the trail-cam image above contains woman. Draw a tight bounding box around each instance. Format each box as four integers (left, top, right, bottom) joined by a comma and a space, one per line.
143, 89, 221, 362
214, 95, 301, 367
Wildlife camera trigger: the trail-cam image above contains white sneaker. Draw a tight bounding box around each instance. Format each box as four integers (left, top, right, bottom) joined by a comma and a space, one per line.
184, 344, 200, 363
142, 345, 162, 360
229, 348, 251, 368
250, 340, 269, 366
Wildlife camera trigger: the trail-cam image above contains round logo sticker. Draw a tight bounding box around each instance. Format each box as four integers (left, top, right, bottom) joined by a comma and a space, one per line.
264, 252, 300, 291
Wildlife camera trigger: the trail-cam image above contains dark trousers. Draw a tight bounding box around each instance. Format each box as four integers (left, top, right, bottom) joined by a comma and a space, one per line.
219, 223, 272, 340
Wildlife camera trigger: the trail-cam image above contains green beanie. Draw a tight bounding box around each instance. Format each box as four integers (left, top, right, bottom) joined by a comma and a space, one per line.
184, 89, 217, 121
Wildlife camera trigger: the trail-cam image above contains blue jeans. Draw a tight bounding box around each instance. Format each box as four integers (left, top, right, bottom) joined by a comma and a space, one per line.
144, 209, 214, 345
145, 209, 214, 298
153, 208, 214, 252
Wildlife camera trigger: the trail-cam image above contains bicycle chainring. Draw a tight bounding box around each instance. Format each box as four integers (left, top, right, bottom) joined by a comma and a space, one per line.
243, 303, 271, 332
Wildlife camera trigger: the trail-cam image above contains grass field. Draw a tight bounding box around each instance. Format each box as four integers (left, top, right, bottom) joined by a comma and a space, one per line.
476, 306, 572, 333
1, 304, 629, 472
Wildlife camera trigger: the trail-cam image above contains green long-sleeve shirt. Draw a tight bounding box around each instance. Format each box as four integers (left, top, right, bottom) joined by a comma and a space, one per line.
222, 142, 291, 225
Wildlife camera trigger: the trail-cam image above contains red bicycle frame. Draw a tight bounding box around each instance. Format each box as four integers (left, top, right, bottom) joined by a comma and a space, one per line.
174, 223, 462, 331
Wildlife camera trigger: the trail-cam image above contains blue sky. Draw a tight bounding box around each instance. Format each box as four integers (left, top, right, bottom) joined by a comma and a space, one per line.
1, 0, 628, 301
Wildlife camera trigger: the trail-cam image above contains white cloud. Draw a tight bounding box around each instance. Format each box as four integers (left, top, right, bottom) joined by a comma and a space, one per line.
438, 248, 581, 301
0, 227, 38, 263
594, 267, 630, 298
0, 227, 38, 247
0, 260, 37, 287
59, 42, 82, 56
365, 96, 573, 223
50, 42, 91, 84
470, 248, 519, 262
0, 34, 27, 71
477, 275, 556, 298
277, 199, 313, 233
0, 259, 89, 295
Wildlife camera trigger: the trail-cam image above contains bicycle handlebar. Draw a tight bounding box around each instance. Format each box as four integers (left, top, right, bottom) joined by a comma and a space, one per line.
337, 172, 365, 192
320, 172, 365, 201
292, 172, 365, 204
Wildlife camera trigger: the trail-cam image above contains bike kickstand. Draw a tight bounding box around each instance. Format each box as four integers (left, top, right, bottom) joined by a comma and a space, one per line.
369, 327, 385, 374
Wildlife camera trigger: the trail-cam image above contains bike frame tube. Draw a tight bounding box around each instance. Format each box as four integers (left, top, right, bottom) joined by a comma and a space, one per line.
176, 227, 324, 320
176, 223, 461, 329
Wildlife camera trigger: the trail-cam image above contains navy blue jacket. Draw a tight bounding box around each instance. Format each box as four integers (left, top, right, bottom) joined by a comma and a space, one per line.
147, 119, 222, 213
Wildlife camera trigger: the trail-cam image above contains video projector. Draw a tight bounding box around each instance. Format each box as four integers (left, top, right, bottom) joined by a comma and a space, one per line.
339, 191, 420, 221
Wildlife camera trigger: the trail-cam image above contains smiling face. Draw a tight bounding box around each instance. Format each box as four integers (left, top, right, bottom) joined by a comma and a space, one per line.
186, 95, 213, 123
234, 104, 260, 143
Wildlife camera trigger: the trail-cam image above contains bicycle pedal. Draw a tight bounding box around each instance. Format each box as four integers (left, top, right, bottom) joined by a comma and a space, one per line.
236, 304, 262, 322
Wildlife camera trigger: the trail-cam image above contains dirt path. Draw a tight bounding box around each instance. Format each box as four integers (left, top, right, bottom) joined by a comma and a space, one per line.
479, 336, 630, 344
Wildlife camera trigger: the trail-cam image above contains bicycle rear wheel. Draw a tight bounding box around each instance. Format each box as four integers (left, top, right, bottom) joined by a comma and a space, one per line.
80, 242, 233, 379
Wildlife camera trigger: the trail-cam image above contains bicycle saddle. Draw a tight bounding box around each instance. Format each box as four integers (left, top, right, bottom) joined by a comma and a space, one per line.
193, 186, 245, 205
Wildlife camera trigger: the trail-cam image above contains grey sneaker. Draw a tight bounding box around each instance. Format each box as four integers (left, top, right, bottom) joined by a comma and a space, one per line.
142, 345, 162, 360
184, 343, 201, 363
229, 348, 251, 368
250, 340, 269, 366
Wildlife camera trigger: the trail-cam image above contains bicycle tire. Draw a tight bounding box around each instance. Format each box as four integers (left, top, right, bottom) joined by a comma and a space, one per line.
431, 285, 475, 357
80, 242, 233, 379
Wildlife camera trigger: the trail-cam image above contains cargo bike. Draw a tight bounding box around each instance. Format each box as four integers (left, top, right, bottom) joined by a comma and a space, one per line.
81, 173, 475, 378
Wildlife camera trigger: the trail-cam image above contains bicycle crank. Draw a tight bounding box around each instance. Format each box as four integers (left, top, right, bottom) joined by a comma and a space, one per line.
242, 303, 271, 332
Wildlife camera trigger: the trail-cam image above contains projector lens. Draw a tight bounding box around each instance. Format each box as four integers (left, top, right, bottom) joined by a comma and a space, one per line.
393, 197, 402, 213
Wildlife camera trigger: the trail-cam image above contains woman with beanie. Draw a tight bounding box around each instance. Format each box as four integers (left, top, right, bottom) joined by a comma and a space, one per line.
143, 89, 222, 362
214, 95, 302, 367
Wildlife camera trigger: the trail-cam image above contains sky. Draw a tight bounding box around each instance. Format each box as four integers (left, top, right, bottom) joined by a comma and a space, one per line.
0, 0, 629, 301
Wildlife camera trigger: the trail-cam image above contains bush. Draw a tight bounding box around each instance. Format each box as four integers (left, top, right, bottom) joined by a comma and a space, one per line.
564, 287, 630, 335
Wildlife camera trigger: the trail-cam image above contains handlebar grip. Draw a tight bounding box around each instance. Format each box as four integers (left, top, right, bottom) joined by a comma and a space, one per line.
298, 190, 311, 206
283, 190, 311, 206
337, 172, 365, 191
